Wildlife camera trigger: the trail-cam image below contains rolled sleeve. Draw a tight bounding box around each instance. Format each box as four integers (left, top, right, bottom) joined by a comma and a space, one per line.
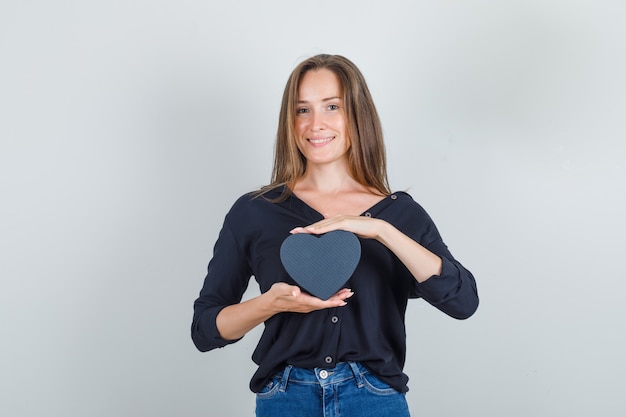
191, 305, 242, 351
414, 256, 479, 319
191, 216, 252, 351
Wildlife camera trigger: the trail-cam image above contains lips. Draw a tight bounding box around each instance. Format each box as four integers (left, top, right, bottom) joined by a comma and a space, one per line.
307, 136, 335, 145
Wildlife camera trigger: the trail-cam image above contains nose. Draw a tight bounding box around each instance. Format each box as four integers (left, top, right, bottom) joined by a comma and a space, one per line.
311, 110, 326, 131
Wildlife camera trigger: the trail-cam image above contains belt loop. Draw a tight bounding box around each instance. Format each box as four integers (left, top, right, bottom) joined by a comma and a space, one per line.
279, 365, 293, 392
348, 362, 364, 388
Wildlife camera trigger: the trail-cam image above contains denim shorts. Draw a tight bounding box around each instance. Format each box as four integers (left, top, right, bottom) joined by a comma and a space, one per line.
255, 362, 410, 417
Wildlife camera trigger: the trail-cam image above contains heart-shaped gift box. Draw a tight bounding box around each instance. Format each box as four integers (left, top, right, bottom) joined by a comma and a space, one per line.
279, 230, 361, 300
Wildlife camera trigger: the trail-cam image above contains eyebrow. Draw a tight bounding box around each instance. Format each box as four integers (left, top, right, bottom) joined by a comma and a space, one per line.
297, 96, 342, 104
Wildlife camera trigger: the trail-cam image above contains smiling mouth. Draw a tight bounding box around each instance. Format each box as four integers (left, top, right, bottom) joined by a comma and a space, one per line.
308, 136, 335, 145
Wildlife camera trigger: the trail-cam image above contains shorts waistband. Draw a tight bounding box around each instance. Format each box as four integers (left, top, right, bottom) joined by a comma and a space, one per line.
278, 362, 366, 392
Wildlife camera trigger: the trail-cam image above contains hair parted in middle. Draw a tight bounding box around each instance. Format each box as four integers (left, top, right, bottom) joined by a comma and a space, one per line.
260, 54, 390, 200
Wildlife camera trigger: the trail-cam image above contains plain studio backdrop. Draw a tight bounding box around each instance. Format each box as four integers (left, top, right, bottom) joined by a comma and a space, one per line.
1, 1, 624, 416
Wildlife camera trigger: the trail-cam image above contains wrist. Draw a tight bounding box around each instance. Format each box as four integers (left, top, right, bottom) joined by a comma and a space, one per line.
260, 283, 289, 316
374, 219, 396, 245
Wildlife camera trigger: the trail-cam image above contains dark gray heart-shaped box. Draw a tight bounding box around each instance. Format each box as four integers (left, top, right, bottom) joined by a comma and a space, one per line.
279, 230, 361, 300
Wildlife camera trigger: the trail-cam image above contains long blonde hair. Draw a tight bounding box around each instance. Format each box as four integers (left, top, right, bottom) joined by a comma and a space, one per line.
259, 54, 390, 200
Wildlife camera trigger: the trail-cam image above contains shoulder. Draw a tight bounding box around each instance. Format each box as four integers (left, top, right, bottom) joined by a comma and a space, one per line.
227, 189, 277, 215
225, 187, 286, 223
381, 191, 439, 236
389, 191, 430, 216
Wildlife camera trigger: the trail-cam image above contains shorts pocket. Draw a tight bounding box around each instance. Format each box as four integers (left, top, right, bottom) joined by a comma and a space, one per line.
361, 372, 399, 396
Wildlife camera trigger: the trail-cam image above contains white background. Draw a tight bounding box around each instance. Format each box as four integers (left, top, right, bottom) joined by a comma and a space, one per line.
1, 1, 625, 416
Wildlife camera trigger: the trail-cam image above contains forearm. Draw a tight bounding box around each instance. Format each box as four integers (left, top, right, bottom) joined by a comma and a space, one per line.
216, 292, 275, 341
376, 221, 443, 283
215, 283, 354, 340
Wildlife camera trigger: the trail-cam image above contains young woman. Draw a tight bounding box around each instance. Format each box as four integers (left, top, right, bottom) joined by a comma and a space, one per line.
192, 54, 479, 417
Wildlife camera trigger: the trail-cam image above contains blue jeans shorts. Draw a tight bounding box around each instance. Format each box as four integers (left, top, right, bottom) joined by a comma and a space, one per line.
255, 362, 410, 417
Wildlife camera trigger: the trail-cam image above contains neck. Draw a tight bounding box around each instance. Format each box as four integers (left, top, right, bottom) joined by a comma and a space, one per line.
296, 159, 362, 194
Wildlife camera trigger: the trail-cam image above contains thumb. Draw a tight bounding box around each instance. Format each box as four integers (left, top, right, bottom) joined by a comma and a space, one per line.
291, 286, 301, 297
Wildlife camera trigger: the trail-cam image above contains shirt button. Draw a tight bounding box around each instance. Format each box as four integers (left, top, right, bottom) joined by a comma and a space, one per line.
325, 356, 333, 364
390, 194, 397, 200
331, 316, 339, 324
364, 212, 372, 217
319, 370, 329, 379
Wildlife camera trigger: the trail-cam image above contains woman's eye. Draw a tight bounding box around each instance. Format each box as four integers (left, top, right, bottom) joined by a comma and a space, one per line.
328, 104, 339, 111
296, 108, 308, 114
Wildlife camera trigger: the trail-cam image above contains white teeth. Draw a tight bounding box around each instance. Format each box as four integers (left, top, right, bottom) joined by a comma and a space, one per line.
309, 137, 334, 144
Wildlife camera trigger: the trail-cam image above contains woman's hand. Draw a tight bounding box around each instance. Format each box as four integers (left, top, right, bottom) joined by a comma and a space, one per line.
290, 215, 388, 241
266, 282, 354, 314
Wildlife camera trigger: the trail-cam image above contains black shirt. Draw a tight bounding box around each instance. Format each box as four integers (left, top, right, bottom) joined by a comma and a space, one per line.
191, 187, 479, 393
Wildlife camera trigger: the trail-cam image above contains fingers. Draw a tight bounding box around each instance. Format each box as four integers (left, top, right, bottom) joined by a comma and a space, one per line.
291, 215, 384, 240
293, 287, 354, 309
270, 283, 354, 313
290, 215, 356, 235
289, 226, 312, 234
328, 288, 355, 306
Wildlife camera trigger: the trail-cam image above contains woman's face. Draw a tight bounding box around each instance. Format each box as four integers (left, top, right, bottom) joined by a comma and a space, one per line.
295, 69, 350, 167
